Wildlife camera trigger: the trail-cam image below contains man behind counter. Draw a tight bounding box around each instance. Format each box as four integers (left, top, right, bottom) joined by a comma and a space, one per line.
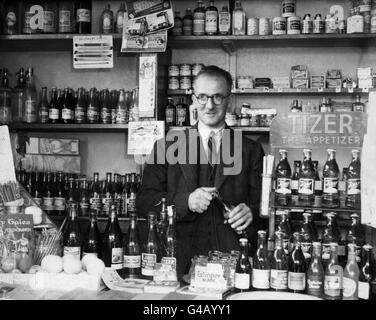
136, 65, 266, 278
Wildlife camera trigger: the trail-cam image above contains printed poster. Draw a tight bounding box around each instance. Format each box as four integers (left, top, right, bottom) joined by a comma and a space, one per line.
128, 121, 164, 155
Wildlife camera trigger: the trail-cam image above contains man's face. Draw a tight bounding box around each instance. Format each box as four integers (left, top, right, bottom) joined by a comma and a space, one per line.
193, 74, 230, 128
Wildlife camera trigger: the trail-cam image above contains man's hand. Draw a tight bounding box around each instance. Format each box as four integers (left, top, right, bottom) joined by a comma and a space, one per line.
188, 187, 217, 213
226, 203, 253, 234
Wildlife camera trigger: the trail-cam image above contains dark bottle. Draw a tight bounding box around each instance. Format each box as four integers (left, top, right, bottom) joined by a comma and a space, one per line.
110, 89, 118, 124
100, 89, 111, 124
298, 149, 315, 206
61, 88, 74, 124
31, 172, 43, 207
127, 173, 137, 216
157, 197, 168, 244
183, 8, 194, 35
103, 204, 123, 269
79, 178, 90, 217
172, 11, 183, 35
193, 0, 206, 36
346, 149, 361, 209
87, 88, 99, 124
234, 237, 252, 292
175, 97, 188, 126
358, 244, 376, 300
275, 149, 292, 206
38, 87, 49, 123
43, 1, 57, 34
123, 213, 141, 278
76, 0, 91, 34
276, 210, 293, 255
300, 211, 318, 265
322, 149, 340, 208
142, 212, 161, 280
58, 1, 74, 33
100, 4, 114, 34
115, 3, 125, 34
3, 0, 20, 35
313, 160, 322, 195
66, 177, 78, 207
205, 0, 218, 35
346, 213, 365, 267
74, 87, 86, 124
113, 173, 123, 212
102, 172, 113, 216
13, 68, 27, 123
43, 172, 55, 215
48, 87, 59, 124
89, 172, 102, 214
54, 172, 66, 216
322, 212, 340, 268
306, 242, 324, 298
121, 173, 131, 217
291, 160, 301, 205
288, 233, 307, 294
270, 231, 288, 292
25, 172, 34, 196
165, 97, 176, 126
23, 67, 37, 123
252, 230, 270, 290
54, 89, 64, 123
63, 203, 82, 259
161, 205, 178, 276
324, 242, 343, 300
83, 210, 102, 259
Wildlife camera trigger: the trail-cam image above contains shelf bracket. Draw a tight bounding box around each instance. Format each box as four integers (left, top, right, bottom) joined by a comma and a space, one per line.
221, 40, 236, 55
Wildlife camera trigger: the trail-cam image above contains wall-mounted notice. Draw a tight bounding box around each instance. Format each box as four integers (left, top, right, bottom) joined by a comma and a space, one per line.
0, 126, 16, 183
73, 35, 113, 69
138, 54, 157, 118
128, 121, 164, 155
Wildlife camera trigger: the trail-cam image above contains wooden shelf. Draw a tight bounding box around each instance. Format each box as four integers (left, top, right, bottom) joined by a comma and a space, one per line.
48, 215, 146, 222
273, 204, 360, 214
8, 123, 129, 132
168, 126, 270, 134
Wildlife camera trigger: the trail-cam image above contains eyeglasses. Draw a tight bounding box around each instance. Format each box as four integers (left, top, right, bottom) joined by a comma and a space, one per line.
193, 93, 231, 105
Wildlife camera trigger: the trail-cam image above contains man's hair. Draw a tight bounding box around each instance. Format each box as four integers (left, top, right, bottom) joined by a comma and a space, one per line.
193, 65, 233, 92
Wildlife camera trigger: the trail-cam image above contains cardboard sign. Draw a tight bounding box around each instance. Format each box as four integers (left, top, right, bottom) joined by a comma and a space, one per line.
191, 263, 227, 290
270, 112, 367, 148
138, 54, 157, 117
128, 121, 164, 155
0, 126, 16, 183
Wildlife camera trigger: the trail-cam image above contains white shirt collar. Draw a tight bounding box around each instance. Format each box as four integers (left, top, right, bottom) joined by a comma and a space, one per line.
197, 121, 225, 141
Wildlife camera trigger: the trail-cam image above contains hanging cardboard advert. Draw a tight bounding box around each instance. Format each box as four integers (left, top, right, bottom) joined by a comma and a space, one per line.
128, 121, 165, 155
73, 35, 113, 69
138, 54, 156, 118
0, 126, 16, 183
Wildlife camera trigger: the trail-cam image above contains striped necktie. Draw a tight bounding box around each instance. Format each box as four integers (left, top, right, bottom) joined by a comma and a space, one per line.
208, 131, 217, 166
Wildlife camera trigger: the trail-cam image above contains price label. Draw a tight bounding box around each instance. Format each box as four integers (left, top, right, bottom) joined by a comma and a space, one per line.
318, 87, 324, 92
185, 89, 192, 95
335, 87, 341, 93
263, 87, 270, 92
277, 87, 283, 92
296, 88, 302, 92
362, 87, 369, 93
348, 87, 354, 93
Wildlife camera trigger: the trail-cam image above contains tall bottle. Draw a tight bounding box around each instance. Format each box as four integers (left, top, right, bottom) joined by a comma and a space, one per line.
123, 213, 141, 278
288, 233, 307, 293
103, 204, 123, 269
12, 68, 27, 123
31, 172, 43, 207
291, 160, 301, 205
252, 230, 270, 290
142, 212, 161, 280
306, 242, 324, 298
3, 0, 20, 35
55, 89, 64, 124
346, 213, 365, 266
78, 178, 90, 217
300, 211, 317, 265
61, 88, 74, 124
89, 172, 102, 215
165, 97, 176, 126
232, 0, 246, 35
58, 1, 74, 33
54, 172, 66, 216
127, 173, 137, 216
183, 8, 194, 35
66, 177, 78, 207
23, 67, 37, 123
358, 244, 376, 300
270, 231, 288, 292
298, 149, 315, 206
343, 243, 360, 300
276, 210, 292, 255
38, 87, 49, 123
346, 149, 361, 209
322, 212, 340, 268
322, 149, 340, 208
102, 172, 114, 216
43, 172, 56, 215
87, 88, 99, 124
121, 173, 130, 217
205, 0, 218, 35
324, 242, 343, 300
0, 69, 12, 124
275, 149, 292, 206
115, 3, 125, 34
157, 197, 168, 243
100, 4, 113, 34
219, 6, 231, 35
48, 87, 59, 124
193, 0, 206, 36
162, 206, 178, 277
74, 87, 86, 124
172, 11, 183, 35
115, 89, 128, 124
313, 161, 322, 197
63, 203, 82, 259
100, 89, 111, 124
76, 0, 92, 34
83, 210, 102, 258
234, 237, 252, 292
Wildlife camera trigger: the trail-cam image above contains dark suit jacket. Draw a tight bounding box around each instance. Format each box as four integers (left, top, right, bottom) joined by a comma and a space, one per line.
136, 124, 266, 276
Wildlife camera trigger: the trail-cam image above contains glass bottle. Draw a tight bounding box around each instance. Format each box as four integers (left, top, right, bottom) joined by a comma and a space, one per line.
66, 177, 77, 208
276, 210, 293, 255
346, 213, 365, 267
37, 87, 48, 124
89, 172, 102, 215
103, 204, 123, 269
322, 149, 340, 208
157, 197, 168, 244
100, 4, 113, 34
321, 212, 340, 268
121, 173, 130, 217
54, 172, 66, 216
23, 67, 37, 123
353, 95, 365, 112
58, 1, 74, 33
219, 5, 231, 35
172, 11, 183, 36
175, 98, 188, 127
291, 160, 301, 205
79, 178, 90, 217
306, 242, 324, 298
115, 3, 125, 34
343, 243, 360, 300
288, 233, 307, 293
234, 237, 252, 292
142, 212, 161, 280
275, 149, 292, 206
313, 161, 322, 197
43, 1, 56, 34
127, 173, 137, 216
232, 0, 246, 35
205, 0, 218, 35
42, 172, 56, 215
74, 87, 86, 124
102, 172, 113, 216
100, 89, 111, 124
76, 0, 92, 34
115, 89, 128, 124
270, 231, 288, 292
110, 89, 118, 124
0, 69, 12, 125
165, 97, 176, 126
123, 213, 141, 278
87, 88, 99, 124
193, 0, 206, 36
63, 203, 82, 259
252, 230, 270, 290
300, 211, 317, 265
47, 87, 59, 124
31, 172, 43, 207
55, 89, 64, 124
298, 149, 315, 206
83, 210, 102, 259
61, 88, 73, 124
162, 205, 178, 276
346, 149, 361, 209
324, 242, 343, 300
183, 8, 193, 35
12, 68, 26, 123
3, 0, 20, 35
358, 244, 376, 300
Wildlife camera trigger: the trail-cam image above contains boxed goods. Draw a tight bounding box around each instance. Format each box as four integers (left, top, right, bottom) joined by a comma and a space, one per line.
272, 76, 290, 89
326, 69, 342, 89
291, 65, 309, 89
26, 137, 80, 155
310, 75, 326, 88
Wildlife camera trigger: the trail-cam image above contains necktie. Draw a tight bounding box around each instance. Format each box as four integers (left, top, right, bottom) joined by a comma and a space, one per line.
208, 131, 217, 166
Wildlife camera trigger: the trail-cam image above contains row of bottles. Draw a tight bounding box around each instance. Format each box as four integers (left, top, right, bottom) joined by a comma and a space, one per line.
234, 230, 375, 300
275, 148, 361, 209
290, 96, 366, 113
165, 97, 192, 127
0, 67, 138, 125
17, 170, 140, 217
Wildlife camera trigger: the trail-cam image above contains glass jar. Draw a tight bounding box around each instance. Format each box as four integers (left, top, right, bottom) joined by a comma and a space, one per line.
240, 114, 250, 126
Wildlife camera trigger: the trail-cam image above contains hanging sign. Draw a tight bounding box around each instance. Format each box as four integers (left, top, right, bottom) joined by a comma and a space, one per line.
138, 54, 157, 118
73, 35, 113, 69
127, 121, 164, 155
270, 112, 367, 148
0, 126, 16, 183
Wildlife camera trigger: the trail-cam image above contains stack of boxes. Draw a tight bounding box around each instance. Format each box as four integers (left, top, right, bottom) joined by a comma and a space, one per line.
291, 65, 309, 88
326, 69, 342, 89
357, 67, 373, 89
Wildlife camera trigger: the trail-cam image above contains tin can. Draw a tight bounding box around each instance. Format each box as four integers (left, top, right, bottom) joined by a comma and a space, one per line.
225, 113, 237, 126
179, 64, 192, 77
180, 76, 192, 90
272, 17, 287, 35
168, 64, 179, 77
313, 14, 325, 33
259, 18, 271, 35
168, 77, 179, 90
192, 63, 204, 77
302, 14, 313, 34
247, 18, 259, 35
240, 114, 250, 126
287, 16, 301, 34
282, 0, 296, 18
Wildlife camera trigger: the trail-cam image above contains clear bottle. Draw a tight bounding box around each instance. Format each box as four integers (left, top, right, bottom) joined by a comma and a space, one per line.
12, 68, 27, 123
298, 149, 315, 206
115, 89, 128, 124
343, 243, 360, 300
205, 0, 218, 35
74, 87, 86, 124
183, 8, 194, 36
3, 0, 20, 35
0, 69, 12, 124
48, 87, 59, 124
358, 244, 376, 300
219, 6, 231, 35
37, 87, 49, 123
161, 205, 178, 276
252, 230, 270, 290
172, 11, 183, 36
63, 203, 82, 259
123, 213, 141, 278
322, 149, 340, 208
121, 173, 130, 217
142, 212, 161, 280
345, 213, 365, 266
100, 4, 114, 34
58, 1, 74, 33
353, 95, 365, 112
157, 197, 168, 244
23, 67, 37, 123
300, 211, 318, 265
103, 204, 123, 269
275, 149, 292, 206
127, 173, 137, 216
288, 233, 307, 293
234, 237, 252, 292
324, 242, 343, 300
270, 231, 289, 292
115, 3, 125, 34
306, 242, 324, 298
76, 0, 92, 34
346, 149, 361, 209
193, 0, 206, 36
232, 0, 246, 35
87, 88, 99, 124
83, 210, 102, 259
322, 212, 340, 268
276, 210, 293, 255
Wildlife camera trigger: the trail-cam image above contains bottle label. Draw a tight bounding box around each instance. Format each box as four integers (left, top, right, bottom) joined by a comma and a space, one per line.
314, 180, 322, 191
80, 201, 90, 212
83, 252, 98, 258
323, 177, 339, 194
124, 255, 141, 268
64, 246, 81, 258
116, 14, 124, 32
161, 257, 177, 271
165, 109, 175, 124
276, 178, 292, 194
301, 242, 312, 261
77, 9, 91, 22
291, 179, 299, 191
252, 269, 270, 289
193, 12, 205, 34
54, 197, 66, 211
234, 12, 244, 31
322, 243, 332, 261
205, 11, 218, 33
75, 107, 86, 122
298, 178, 314, 195
24, 100, 37, 123
282, 2, 296, 17
87, 107, 99, 122
343, 277, 357, 298
100, 108, 112, 123
111, 248, 124, 269
102, 197, 112, 213
43, 197, 54, 211
59, 10, 71, 30
288, 272, 306, 290
358, 281, 370, 300
176, 107, 187, 126
347, 178, 361, 195
128, 194, 136, 213
141, 253, 156, 276
24, 12, 33, 33
307, 274, 323, 296
102, 14, 112, 31
32, 197, 43, 207
270, 269, 288, 290
39, 109, 49, 123
43, 11, 55, 32
324, 275, 342, 297
62, 108, 73, 120
338, 245, 346, 257
219, 12, 230, 33
6, 11, 16, 27
90, 197, 102, 211
49, 108, 59, 120
234, 272, 250, 290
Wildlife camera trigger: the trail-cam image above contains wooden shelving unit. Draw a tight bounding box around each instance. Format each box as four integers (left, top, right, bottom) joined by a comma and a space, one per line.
8, 123, 129, 132
168, 126, 270, 134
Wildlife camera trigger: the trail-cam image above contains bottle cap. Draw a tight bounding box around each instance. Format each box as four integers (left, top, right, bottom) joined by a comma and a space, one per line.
350, 213, 360, 219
